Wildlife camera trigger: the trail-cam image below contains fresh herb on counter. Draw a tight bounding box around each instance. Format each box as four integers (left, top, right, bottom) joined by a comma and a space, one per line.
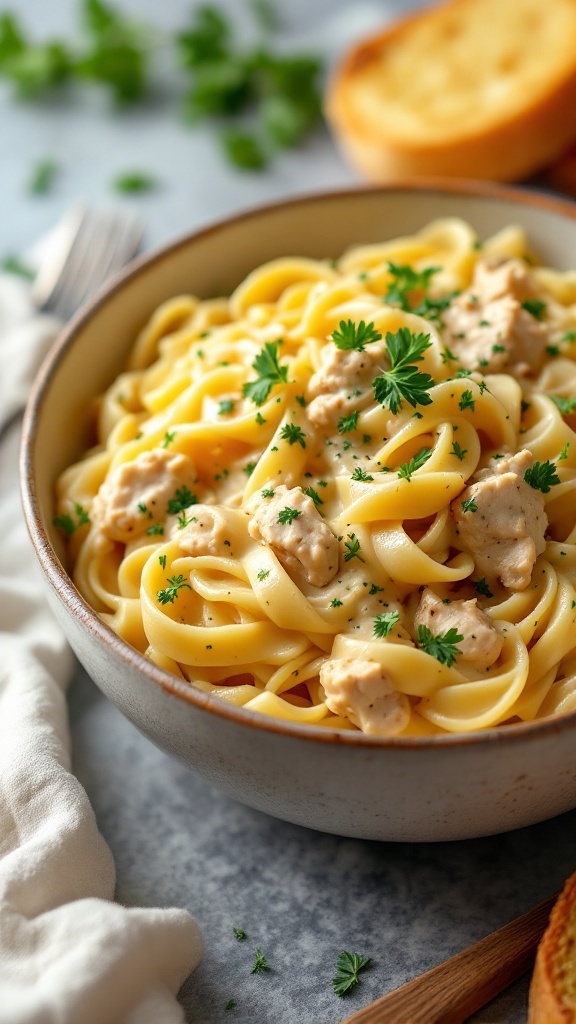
233, 928, 246, 940
0, 254, 35, 279
113, 171, 158, 194
251, 948, 270, 974
28, 158, 59, 195
332, 951, 371, 997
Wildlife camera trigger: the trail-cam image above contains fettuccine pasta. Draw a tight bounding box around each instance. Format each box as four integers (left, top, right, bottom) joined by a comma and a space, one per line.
54, 218, 576, 736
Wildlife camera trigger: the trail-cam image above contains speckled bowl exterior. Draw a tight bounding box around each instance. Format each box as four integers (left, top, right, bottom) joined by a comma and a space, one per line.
21, 182, 576, 842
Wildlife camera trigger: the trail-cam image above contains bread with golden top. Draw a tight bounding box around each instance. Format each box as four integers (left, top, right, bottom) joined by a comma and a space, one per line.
528, 871, 576, 1023
325, 0, 576, 183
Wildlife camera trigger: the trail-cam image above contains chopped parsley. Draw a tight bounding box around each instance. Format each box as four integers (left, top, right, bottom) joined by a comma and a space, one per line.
113, 171, 157, 194
372, 327, 434, 415
157, 574, 192, 604
343, 533, 364, 562
459, 390, 475, 412
351, 466, 373, 482
53, 501, 90, 535
279, 422, 306, 448
0, 254, 35, 279
251, 948, 270, 974
522, 298, 547, 320
224, 999, 237, 1012
331, 318, 382, 351
256, 569, 270, 581
417, 624, 463, 667
550, 395, 576, 415
243, 462, 257, 476
451, 441, 467, 461
303, 485, 323, 505
295, 394, 306, 407
167, 486, 197, 515
277, 506, 301, 525
373, 609, 400, 638
559, 442, 570, 461
178, 512, 197, 528
337, 410, 359, 433
158, 554, 167, 569
397, 447, 432, 482
492, 343, 506, 354
261, 488, 274, 498
546, 344, 560, 358
162, 430, 176, 448
243, 341, 288, 406
523, 460, 561, 493
461, 497, 478, 513
474, 578, 493, 598
28, 158, 59, 195
330, 597, 343, 607
147, 523, 164, 536
233, 928, 246, 940
255, 411, 266, 425
218, 399, 235, 415
369, 583, 383, 595
332, 951, 371, 997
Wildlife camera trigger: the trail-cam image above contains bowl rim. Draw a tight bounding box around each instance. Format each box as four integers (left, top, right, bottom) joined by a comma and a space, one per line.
21, 176, 576, 750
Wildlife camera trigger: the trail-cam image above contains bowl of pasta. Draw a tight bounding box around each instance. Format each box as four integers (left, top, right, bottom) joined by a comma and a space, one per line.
21, 181, 576, 841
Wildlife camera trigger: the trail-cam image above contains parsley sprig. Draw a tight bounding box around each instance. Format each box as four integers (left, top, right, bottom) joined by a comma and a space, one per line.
157, 574, 192, 605
417, 625, 463, 667
397, 447, 432, 482
279, 422, 306, 448
243, 341, 288, 406
251, 948, 270, 974
331, 319, 382, 352
384, 262, 455, 321
373, 610, 400, 638
167, 486, 197, 515
551, 395, 576, 416
53, 502, 90, 535
332, 951, 371, 997
372, 328, 434, 415
277, 506, 301, 525
523, 460, 561, 493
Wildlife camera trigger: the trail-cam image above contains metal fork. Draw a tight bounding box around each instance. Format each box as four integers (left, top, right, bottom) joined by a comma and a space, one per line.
32, 203, 144, 321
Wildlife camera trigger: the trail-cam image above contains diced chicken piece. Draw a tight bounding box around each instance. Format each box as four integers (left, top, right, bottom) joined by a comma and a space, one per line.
415, 588, 503, 672
451, 450, 547, 591
247, 484, 338, 587
92, 448, 196, 543
442, 258, 548, 375
320, 658, 409, 735
307, 341, 385, 429
173, 505, 229, 556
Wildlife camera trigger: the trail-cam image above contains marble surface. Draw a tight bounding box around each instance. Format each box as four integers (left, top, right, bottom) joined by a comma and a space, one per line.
6, 1, 576, 1021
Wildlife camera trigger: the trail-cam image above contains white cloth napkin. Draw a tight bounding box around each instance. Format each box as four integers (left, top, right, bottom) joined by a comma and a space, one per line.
0, 265, 203, 1023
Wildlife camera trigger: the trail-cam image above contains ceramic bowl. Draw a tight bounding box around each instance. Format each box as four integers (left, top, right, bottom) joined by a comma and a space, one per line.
21, 181, 576, 842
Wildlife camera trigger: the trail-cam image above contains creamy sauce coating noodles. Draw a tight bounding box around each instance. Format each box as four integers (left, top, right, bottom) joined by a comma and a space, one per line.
55, 219, 576, 735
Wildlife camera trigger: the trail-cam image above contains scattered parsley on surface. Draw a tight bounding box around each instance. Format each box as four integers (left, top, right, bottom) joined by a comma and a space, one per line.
279, 422, 306, 448
351, 466, 373, 482
417, 625, 463, 667
162, 430, 176, 448
157, 574, 192, 604
167, 485, 197, 515
397, 447, 432, 482
113, 171, 157, 193
332, 951, 371, 997
53, 514, 76, 536
337, 410, 359, 433
277, 506, 301, 525
372, 328, 434, 414
178, 512, 197, 528
243, 341, 288, 406
369, 583, 383, 595
158, 554, 167, 569
559, 442, 571, 461
28, 158, 59, 195
551, 395, 576, 415
474, 578, 493, 598
218, 398, 235, 415
451, 441, 467, 461
330, 597, 343, 607
331, 318, 382, 352
233, 928, 246, 940
243, 462, 257, 476
303, 485, 323, 505
373, 609, 400, 638
523, 460, 561, 493
343, 533, 364, 562
461, 496, 478, 513
147, 522, 164, 535
459, 390, 475, 412
383, 261, 455, 321
256, 569, 270, 581
522, 298, 546, 320
251, 948, 270, 974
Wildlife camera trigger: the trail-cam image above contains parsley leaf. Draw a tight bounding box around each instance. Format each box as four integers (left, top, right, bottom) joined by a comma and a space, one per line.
474, 578, 493, 598
332, 951, 371, 997
521, 298, 547, 321
384, 262, 455, 321
523, 460, 561, 493
167, 486, 197, 515
417, 624, 463, 667
77, 0, 148, 104
459, 390, 475, 412
351, 466, 373, 482
343, 533, 364, 562
0, 13, 72, 98
279, 422, 306, 448
397, 447, 432, 482
461, 496, 478, 513
28, 158, 59, 195
331, 319, 382, 352
53, 514, 76, 536
113, 171, 157, 193
451, 441, 467, 461
243, 341, 288, 406
373, 609, 400, 638
0, 254, 35, 279
372, 328, 434, 415
251, 948, 270, 974
233, 928, 246, 940
338, 410, 359, 433
550, 395, 576, 415
157, 574, 192, 604
221, 127, 266, 170
162, 430, 176, 448
277, 506, 301, 525
303, 485, 323, 505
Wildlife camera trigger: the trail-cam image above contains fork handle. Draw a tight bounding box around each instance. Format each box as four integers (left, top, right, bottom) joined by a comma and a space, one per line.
341, 893, 557, 1024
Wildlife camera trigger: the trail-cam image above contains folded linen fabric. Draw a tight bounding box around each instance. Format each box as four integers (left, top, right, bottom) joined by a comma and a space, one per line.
0, 266, 202, 1024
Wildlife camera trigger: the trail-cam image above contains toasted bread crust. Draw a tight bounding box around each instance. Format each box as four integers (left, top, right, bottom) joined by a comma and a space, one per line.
528, 872, 576, 1023
326, 0, 576, 182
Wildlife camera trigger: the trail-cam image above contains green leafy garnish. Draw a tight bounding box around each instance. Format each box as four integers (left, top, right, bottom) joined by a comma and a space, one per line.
251, 948, 270, 974
331, 319, 382, 352
167, 485, 197, 515
451, 441, 467, 461
221, 128, 266, 170
384, 262, 454, 321
303, 486, 323, 505
372, 328, 434, 415
523, 460, 561, 493
337, 410, 359, 433
53, 502, 90, 535
417, 624, 463, 667
559, 442, 570, 461
233, 928, 246, 940
0, 254, 35, 279
113, 171, 157, 193
243, 341, 288, 406
550, 395, 576, 415
397, 447, 432, 482
461, 497, 478, 513
147, 522, 164, 536
332, 951, 371, 997
77, 0, 148, 104
351, 466, 373, 482
157, 574, 192, 604
521, 298, 546, 321
256, 569, 269, 581
0, 12, 72, 98
474, 578, 493, 598
343, 533, 364, 563
279, 422, 306, 448
28, 158, 59, 195
243, 462, 257, 476
277, 506, 301, 525
373, 610, 400, 638
459, 390, 475, 412
330, 597, 343, 607
162, 431, 176, 448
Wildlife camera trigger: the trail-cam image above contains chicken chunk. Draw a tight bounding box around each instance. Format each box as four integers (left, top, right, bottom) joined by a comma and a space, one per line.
415, 588, 503, 672
307, 341, 385, 429
320, 658, 409, 735
442, 258, 548, 375
92, 448, 196, 543
451, 450, 547, 591
247, 484, 339, 587
173, 505, 229, 557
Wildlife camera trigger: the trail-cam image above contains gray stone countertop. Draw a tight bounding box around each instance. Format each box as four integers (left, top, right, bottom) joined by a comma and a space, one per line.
5, 1, 576, 1020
